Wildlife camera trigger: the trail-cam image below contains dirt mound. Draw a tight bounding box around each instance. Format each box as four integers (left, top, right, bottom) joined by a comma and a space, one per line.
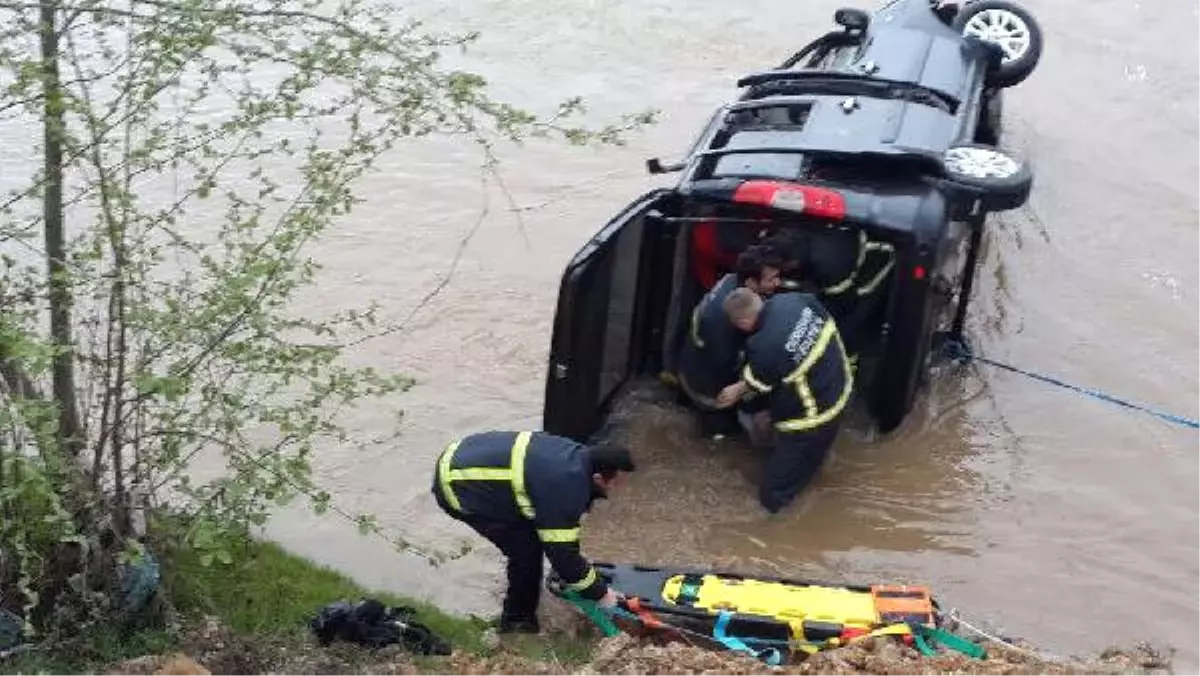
108, 617, 1173, 676
576, 634, 1173, 676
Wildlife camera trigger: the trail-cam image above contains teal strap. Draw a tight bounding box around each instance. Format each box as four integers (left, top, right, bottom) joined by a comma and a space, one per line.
561, 590, 621, 637
912, 624, 987, 659
714, 611, 784, 666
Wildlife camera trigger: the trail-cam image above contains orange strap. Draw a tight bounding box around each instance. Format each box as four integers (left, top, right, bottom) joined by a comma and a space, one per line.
623, 597, 664, 629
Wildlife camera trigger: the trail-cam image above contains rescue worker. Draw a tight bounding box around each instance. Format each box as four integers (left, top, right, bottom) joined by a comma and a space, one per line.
431, 431, 633, 634
674, 245, 786, 439
762, 227, 894, 367
715, 287, 854, 513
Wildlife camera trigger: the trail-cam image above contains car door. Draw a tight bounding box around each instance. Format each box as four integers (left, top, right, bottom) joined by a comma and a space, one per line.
542, 188, 675, 443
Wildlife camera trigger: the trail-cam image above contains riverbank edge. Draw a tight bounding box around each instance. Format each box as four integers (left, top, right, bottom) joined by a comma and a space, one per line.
0, 537, 595, 675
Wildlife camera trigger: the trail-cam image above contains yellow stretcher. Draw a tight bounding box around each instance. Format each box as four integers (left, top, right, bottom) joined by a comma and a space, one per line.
550, 563, 985, 666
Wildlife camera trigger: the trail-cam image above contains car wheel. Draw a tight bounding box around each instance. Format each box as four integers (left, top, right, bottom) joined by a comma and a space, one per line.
952, 0, 1043, 88
941, 143, 1032, 212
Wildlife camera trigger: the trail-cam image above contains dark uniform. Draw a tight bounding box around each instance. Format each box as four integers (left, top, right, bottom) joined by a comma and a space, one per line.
431, 431, 608, 627
771, 229, 895, 363
740, 292, 854, 512
676, 273, 746, 436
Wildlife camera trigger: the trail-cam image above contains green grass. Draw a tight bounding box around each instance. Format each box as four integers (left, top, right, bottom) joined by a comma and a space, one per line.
1, 537, 598, 674
164, 539, 487, 653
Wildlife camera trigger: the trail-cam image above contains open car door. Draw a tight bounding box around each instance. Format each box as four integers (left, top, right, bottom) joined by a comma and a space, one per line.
543, 189, 676, 443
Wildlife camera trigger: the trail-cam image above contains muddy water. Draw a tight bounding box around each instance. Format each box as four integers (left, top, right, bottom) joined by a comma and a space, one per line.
256, 0, 1200, 667
8, 0, 1195, 667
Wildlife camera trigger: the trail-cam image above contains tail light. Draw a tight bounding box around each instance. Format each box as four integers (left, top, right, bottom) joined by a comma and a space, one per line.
732, 180, 847, 220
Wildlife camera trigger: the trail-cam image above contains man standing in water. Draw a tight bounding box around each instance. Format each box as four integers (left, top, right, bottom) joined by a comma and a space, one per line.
675, 244, 787, 440
431, 431, 634, 633
715, 287, 854, 513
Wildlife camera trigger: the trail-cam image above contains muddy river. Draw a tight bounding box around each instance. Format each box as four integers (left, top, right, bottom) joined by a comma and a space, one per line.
9, 0, 1197, 668
256, 0, 1200, 667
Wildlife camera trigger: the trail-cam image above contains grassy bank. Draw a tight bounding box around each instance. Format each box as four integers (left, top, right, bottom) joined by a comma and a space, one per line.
0, 539, 595, 675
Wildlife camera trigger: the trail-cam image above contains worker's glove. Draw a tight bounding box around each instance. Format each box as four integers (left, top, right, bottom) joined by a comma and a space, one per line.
597, 588, 620, 607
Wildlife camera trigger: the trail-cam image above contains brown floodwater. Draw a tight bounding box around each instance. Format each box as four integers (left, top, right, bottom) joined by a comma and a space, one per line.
260, 0, 1198, 667
3, 0, 1191, 668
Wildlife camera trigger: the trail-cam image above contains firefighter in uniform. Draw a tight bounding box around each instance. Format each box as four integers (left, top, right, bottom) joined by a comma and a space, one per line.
715, 288, 854, 513
675, 245, 785, 439
762, 228, 894, 367
431, 431, 634, 633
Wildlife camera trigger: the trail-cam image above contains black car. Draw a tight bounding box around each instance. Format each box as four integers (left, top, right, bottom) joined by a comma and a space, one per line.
543, 0, 1044, 442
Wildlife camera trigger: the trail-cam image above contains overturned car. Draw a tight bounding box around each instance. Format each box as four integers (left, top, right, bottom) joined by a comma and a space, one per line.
543, 0, 1044, 441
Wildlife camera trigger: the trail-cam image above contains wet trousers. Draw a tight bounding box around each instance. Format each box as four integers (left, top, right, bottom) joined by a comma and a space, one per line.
759, 414, 843, 513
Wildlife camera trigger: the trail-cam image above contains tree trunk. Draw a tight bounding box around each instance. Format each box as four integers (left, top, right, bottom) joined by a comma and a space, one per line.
39, 0, 84, 459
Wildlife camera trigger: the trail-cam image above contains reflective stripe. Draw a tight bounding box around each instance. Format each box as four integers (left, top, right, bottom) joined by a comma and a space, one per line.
742, 365, 772, 393
822, 231, 868, 295
437, 440, 464, 512
858, 241, 895, 296
565, 566, 598, 592
783, 322, 835, 385
538, 527, 581, 543
689, 306, 705, 348
796, 378, 818, 418
448, 467, 510, 481
775, 330, 854, 433
510, 432, 536, 519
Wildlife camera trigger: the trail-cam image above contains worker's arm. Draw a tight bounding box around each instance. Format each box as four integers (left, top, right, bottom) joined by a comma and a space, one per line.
535, 504, 609, 601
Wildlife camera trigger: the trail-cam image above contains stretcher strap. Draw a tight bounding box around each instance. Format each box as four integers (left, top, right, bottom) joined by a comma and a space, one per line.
713, 611, 784, 666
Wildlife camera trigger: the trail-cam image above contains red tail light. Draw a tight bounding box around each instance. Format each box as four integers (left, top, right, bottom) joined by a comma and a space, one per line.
913, 265, 927, 280
732, 180, 846, 220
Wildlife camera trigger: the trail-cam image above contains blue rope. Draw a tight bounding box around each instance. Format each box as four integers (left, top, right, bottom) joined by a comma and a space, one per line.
942, 340, 1199, 430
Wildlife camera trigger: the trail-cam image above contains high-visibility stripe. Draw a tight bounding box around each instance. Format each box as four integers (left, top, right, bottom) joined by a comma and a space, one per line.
689, 306, 705, 348
447, 467, 510, 481
775, 331, 855, 433
742, 365, 772, 393
437, 440, 464, 512
538, 527, 581, 543
783, 321, 836, 385
510, 432, 536, 519
565, 567, 598, 592
822, 231, 868, 295
858, 241, 895, 296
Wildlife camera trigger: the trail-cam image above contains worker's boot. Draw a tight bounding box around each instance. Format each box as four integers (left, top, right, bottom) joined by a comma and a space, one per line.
497, 615, 540, 634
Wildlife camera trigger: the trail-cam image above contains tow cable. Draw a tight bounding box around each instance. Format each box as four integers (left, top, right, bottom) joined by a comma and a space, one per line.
941, 340, 1198, 430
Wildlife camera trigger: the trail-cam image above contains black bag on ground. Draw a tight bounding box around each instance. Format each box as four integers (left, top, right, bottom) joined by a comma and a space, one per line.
309, 598, 452, 655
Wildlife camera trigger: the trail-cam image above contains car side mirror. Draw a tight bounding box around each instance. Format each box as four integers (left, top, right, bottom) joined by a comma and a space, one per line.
645, 157, 686, 175
834, 8, 870, 32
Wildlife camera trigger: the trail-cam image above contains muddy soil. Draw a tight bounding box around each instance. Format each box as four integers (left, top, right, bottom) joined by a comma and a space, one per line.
109, 615, 1174, 676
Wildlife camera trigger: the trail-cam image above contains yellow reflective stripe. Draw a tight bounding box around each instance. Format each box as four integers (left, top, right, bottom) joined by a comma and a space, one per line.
796, 378, 818, 418
742, 364, 772, 393
783, 322, 836, 385
858, 241, 896, 296
538, 527, 580, 543
437, 440, 464, 512
448, 467, 510, 481
775, 331, 855, 433
565, 566, 598, 592
822, 231, 867, 295
510, 432, 535, 519
689, 306, 705, 348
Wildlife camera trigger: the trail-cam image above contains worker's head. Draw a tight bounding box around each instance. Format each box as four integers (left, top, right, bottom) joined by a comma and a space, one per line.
761, 229, 806, 277
723, 287, 764, 332
735, 245, 784, 296
587, 442, 636, 496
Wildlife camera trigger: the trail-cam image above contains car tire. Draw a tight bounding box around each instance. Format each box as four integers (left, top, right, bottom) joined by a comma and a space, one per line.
952, 0, 1043, 88
941, 143, 1032, 212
